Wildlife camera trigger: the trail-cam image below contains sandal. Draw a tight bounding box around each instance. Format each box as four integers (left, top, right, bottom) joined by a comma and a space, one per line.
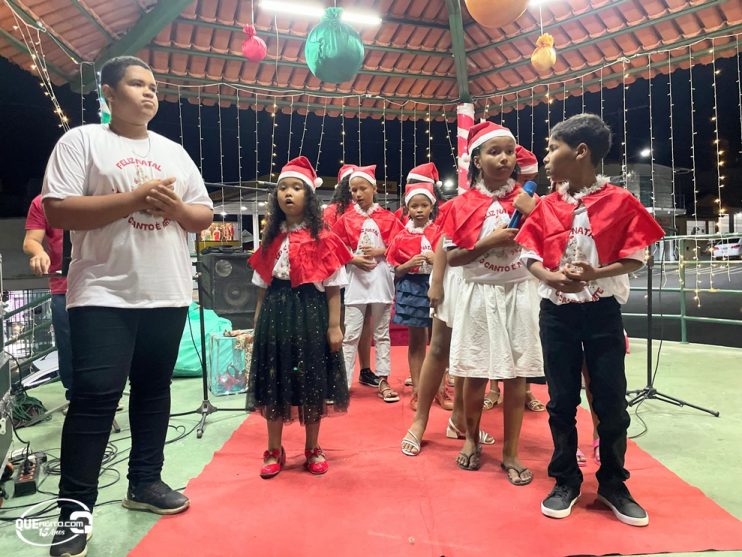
593, 438, 601, 464
445, 417, 495, 445
377, 379, 400, 403
576, 448, 587, 467
434, 388, 454, 411
401, 430, 421, 457
404, 376, 413, 387
456, 445, 482, 471
525, 393, 546, 412
483, 389, 502, 410
500, 463, 533, 486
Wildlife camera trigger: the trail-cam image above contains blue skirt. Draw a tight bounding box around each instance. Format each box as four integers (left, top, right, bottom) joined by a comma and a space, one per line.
392, 273, 432, 328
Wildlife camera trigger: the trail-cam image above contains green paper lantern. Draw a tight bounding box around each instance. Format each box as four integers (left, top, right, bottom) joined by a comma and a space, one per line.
304, 7, 365, 84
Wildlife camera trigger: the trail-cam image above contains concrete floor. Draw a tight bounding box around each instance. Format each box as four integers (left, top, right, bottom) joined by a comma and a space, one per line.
0, 339, 740, 557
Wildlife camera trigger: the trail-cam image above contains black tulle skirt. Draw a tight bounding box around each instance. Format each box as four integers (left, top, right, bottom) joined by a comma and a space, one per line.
246, 279, 349, 425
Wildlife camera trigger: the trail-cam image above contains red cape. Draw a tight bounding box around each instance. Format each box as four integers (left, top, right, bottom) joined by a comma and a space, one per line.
249, 228, 352, 287
386, 223, 442, 269
332, 206, 404, 251
441, 185, 524, 250
515, 184, 665, 270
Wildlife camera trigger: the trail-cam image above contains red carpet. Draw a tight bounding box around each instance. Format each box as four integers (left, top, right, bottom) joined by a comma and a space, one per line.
133, 347, 742, 557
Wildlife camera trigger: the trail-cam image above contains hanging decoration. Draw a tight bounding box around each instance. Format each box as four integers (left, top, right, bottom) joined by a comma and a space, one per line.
464, 0, 528, 29
531, 33, 557, 73
304, 7, 365, 83
241, 24, 267, 62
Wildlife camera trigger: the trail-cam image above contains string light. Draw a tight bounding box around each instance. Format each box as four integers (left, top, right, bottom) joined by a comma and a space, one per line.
483, 95, 490, 121
530, 86, 535, 153
298, 97, 309, 155
426, 104, 432, 161
515, 94, 521, 142
545, 83, 552, 139
413, 106, 417, 167
399, 106, 404, 191
236, 89, 245, 216
340, 104, 346, 164
286, 95, 294, 163
563, 80, 568, 121
621, 58, 629, 186
441, 105, 458, 174
254, 91, 260, 185
316, 97, 328, 171
688, 45, 701, 307
647, 55, 656, 211
358, 95, 363, 164
177, 86, 184, 146
667, 51, 678, 234
499, 94, 504, 125
580, 74, 586, 114
381, 100, 387, 206
599, 66, 605, 175
269, 97, 278, 179
197, 88, 204, 175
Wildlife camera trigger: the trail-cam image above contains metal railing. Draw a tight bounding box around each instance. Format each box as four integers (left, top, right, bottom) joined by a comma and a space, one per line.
624, 234, 742, 343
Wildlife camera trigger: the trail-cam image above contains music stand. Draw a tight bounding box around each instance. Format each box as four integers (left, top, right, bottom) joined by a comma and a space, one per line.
626, 249, 719, 417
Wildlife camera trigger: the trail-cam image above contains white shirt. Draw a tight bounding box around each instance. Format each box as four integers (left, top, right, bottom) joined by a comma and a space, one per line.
445, 181, 530, 285
405, 220, 434, 275
41, 124, 213, 309
345, 205, 395, 304
251, 223, 348, 291
522, 205, 644, 305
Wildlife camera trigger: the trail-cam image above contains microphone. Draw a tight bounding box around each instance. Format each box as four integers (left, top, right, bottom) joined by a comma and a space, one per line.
508, 181, 537, 228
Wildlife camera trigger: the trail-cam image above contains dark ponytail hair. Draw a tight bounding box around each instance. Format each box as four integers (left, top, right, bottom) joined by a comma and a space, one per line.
329, 175, 353, 215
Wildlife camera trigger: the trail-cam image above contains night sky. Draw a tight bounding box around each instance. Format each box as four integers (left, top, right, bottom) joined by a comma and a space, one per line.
0, 54, 740, 218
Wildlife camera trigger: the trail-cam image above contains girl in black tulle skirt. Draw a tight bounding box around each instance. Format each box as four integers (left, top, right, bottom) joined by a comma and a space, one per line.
246, 156, 352, 478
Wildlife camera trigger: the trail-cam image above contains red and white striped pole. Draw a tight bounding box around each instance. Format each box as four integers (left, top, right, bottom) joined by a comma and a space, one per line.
456, 103, 474, 192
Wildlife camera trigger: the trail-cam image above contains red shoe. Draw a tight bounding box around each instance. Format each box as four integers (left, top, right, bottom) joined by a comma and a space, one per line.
260, 446, 285, 479
304, 447, 329, 475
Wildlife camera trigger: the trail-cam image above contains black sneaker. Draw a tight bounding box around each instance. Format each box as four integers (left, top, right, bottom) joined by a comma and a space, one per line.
541, 484, 581, 519
359, 368, 381, 387
597, 485, 649, 526
122, 480, 190, 515
50, 513, 92, 557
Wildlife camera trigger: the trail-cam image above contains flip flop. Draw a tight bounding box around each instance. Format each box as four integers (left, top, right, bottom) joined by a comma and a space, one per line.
500, 463, 533, 486
456, 446, 482, 471
378, 380, 400, 403
525, 397, 546, 412
576, 448, 587, 467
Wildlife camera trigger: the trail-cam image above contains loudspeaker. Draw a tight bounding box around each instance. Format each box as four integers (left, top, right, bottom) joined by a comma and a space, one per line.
200, 252, 257, 329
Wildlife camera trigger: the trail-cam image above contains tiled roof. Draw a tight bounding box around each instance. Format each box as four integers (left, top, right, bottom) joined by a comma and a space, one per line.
1, 0, 740, 119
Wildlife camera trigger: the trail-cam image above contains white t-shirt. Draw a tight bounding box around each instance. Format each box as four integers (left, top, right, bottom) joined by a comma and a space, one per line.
41, 124, 213, 309
446, 199, 530, 285
522, 205, 644, 305
251, 224, 348, 291
345, 213, 395, 305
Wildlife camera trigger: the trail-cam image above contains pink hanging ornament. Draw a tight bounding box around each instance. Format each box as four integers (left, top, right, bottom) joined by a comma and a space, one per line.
241, 24, 267, 62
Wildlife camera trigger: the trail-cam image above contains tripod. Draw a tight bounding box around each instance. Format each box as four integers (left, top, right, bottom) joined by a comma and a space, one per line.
626, 250, 719, 417
171, 238, 244, 438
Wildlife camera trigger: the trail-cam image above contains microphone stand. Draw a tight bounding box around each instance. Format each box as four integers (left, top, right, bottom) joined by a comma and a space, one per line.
626, 249, 719, 417
171, 233, 244, 438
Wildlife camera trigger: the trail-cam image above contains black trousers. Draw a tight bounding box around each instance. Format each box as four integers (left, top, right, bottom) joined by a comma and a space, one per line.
58, 306, 187, 513
539, 296, 630, 491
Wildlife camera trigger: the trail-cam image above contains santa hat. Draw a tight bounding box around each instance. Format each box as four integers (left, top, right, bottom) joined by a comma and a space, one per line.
349, 164, 376, 186
404, 182, 437, 206
278, 156, 323, 190
516, 145, 538, 176
460, 121, 516, 168
336, 164, 356, 187
406, 162, 441, 188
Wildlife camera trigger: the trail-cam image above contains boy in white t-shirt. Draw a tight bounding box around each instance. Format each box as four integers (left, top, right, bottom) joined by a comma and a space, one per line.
517, 114, 664, 527
42, 56, 213, 557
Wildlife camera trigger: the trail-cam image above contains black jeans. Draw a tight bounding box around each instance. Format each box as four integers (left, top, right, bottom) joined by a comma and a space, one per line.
539, 297, 630, 491
59, 306, 187, 513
